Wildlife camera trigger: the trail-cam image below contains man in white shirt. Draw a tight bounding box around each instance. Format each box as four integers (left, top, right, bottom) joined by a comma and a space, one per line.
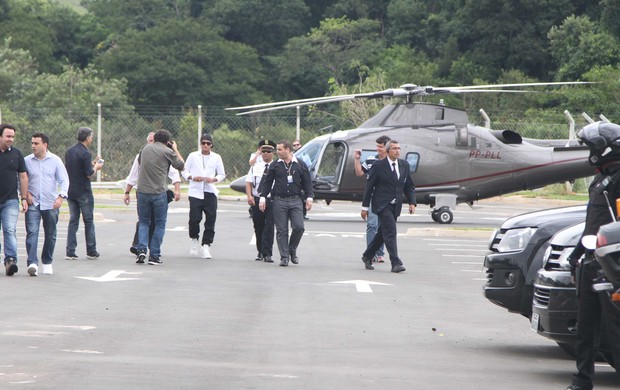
24, 133, 69, 276
181, 134, 226, 259
245, 139, 276, 263
124, 132, 181, 255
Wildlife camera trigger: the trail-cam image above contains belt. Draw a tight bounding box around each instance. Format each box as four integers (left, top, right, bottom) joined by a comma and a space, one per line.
274, 195, 300, 200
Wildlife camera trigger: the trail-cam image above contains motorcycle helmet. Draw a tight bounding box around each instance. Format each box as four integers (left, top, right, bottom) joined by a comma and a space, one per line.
577, 121, 620, 166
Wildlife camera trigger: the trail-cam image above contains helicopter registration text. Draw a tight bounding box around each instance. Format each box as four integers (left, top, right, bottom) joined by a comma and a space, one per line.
469, 150, 501, 159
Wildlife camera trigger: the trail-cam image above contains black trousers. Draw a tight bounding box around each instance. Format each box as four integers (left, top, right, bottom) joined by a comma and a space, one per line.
251, 197, 274, 256
188, 193, 217, 245
363, 203, 402, 267
571, 261, 620, 388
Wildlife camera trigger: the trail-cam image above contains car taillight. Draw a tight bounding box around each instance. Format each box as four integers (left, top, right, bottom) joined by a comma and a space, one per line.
597, 233, 608, 247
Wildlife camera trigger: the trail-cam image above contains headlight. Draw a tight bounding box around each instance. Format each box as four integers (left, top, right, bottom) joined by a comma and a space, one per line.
542, 245, 552, 267
497, 227, 537, 253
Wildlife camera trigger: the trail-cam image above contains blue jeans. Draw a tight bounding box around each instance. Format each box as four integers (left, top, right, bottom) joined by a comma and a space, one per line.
0, 198, 19, 261
366, 203, 385, 257
26, 205, 59, 265
137, 192, 168, 259
66, 193, 97, 256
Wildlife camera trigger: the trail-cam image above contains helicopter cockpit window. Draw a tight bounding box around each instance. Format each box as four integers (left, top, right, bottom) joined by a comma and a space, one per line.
405, 153, 420, 173
294, 139, 322, 169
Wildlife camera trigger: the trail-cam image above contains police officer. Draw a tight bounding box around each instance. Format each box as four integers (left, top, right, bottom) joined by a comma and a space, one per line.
246, 139, 276, 263
258, 140, 313, 267
565, 121, 620, 390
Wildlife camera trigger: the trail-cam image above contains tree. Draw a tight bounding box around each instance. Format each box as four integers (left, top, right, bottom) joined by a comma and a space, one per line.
206, 0, 310, 56
95, 19, 266, 107
271, 17, 384, 99
548, 15, 620, 81
0, 38, 38, 102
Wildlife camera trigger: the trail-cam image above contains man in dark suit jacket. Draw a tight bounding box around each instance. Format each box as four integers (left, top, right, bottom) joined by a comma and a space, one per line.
361, 140, 416, 273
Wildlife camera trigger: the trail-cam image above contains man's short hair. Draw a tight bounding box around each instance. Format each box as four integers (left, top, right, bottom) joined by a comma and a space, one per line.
77, 127, 93, 142
386, 139, 400, 151
278, 139, 293, 151
153, 129, 171, 144
0, 123, 16, 136
376, 135, 391, 145
32, 132, 49, 145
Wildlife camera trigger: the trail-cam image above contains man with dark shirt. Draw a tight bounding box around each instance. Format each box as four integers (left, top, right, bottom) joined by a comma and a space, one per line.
259, 140, 313, 267
64, 127, 103, 260
0, 123, 29, 276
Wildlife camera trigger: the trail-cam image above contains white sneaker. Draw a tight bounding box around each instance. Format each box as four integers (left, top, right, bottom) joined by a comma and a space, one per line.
42, 264, 53, 275
190, 238, 199, 256
27, 263, 38, 276
200, 244, 212, 259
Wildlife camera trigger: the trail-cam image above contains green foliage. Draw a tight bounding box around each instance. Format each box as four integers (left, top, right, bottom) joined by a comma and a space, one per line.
95, 18, 266, 107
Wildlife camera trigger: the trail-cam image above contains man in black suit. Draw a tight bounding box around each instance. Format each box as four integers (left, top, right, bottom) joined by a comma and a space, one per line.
360, 139, 416, 273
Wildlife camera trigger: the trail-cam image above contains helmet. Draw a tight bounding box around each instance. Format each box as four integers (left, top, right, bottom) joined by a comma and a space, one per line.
577, 121, 620, 166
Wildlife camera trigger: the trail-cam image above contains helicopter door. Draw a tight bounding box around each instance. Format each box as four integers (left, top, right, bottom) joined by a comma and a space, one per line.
312, 141, 346, 191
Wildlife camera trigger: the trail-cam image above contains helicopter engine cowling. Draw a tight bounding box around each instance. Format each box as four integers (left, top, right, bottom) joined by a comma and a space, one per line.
490, 130, 523, 145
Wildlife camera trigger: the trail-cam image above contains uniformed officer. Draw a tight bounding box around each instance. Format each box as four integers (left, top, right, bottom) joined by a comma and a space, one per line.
258, 140, 313, 267
565, 121, 620, 390
246, 139, 276, 263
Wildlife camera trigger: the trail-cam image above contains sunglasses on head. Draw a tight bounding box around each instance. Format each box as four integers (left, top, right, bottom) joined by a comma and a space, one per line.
201, 141, 212, 146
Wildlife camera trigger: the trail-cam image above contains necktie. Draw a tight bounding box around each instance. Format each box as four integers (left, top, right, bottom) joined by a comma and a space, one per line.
392, 162, 398, 181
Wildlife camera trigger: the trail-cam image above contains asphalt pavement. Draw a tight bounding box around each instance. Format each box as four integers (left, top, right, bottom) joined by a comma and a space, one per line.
1, 196, 618, 389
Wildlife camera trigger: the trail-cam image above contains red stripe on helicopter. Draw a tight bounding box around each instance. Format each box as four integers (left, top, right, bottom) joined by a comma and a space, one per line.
420, 156, 589, 187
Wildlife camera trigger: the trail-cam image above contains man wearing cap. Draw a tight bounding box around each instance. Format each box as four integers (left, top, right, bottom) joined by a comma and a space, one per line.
246, 139, 276, 263
259, 139, 313, 267
182, 134, 226, 259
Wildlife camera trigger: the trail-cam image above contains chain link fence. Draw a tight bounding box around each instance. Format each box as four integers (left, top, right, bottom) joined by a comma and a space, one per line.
0, 105, 592, 183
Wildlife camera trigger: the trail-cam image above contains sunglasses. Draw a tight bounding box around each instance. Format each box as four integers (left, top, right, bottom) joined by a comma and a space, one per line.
201, 141, 212, 146
261, 150, 273, 153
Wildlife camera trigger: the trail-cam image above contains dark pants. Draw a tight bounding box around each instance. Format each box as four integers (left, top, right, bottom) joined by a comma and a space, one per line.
363, 203, 402, 267
189, 193, 217, 245
66, 193, 97, 256
251, 197, 274, 256
273, 196, 304, 261
571, 260, 620, 388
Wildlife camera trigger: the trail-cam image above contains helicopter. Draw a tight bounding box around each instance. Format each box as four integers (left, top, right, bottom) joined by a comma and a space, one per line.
227, 83, 595, 224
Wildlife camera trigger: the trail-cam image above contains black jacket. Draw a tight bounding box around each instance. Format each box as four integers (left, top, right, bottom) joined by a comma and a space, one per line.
362, 157, 416, 217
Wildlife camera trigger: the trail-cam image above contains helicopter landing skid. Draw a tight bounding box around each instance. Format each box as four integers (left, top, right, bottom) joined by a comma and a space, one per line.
429, 194, 457, 224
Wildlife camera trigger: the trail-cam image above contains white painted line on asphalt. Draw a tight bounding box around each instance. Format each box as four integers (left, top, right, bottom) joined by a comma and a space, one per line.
61, 349, 103, 354
75, 270, 142, 282
451, 262, 482, 265
435, 248, 488, 252
461, 269, 484, 272
441, 255, 484, 258
330, 280, 392, 293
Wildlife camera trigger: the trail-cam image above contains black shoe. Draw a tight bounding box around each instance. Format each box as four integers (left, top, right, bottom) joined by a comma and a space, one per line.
264, 256, 273, 263
255, 253, 263, 261
86, 251, 100, 260
148, 256, 163, 266
391, 265, 406, 273
136, 252, 146, 264
4, 257, 18, 276
290, 256, 299, 265
279, 259, 288, 267
565, 385, 591, 390
130, 246, 138, 255
361, 256, 374, 270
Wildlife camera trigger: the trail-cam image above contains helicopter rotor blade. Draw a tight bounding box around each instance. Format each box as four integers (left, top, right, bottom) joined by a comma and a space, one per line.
440, 81, 595, 91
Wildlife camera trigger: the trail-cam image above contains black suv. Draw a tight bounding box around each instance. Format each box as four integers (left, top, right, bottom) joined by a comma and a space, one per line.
532, 221, 616, 366
484, 205, 587, 319
532, 222, 583, 356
